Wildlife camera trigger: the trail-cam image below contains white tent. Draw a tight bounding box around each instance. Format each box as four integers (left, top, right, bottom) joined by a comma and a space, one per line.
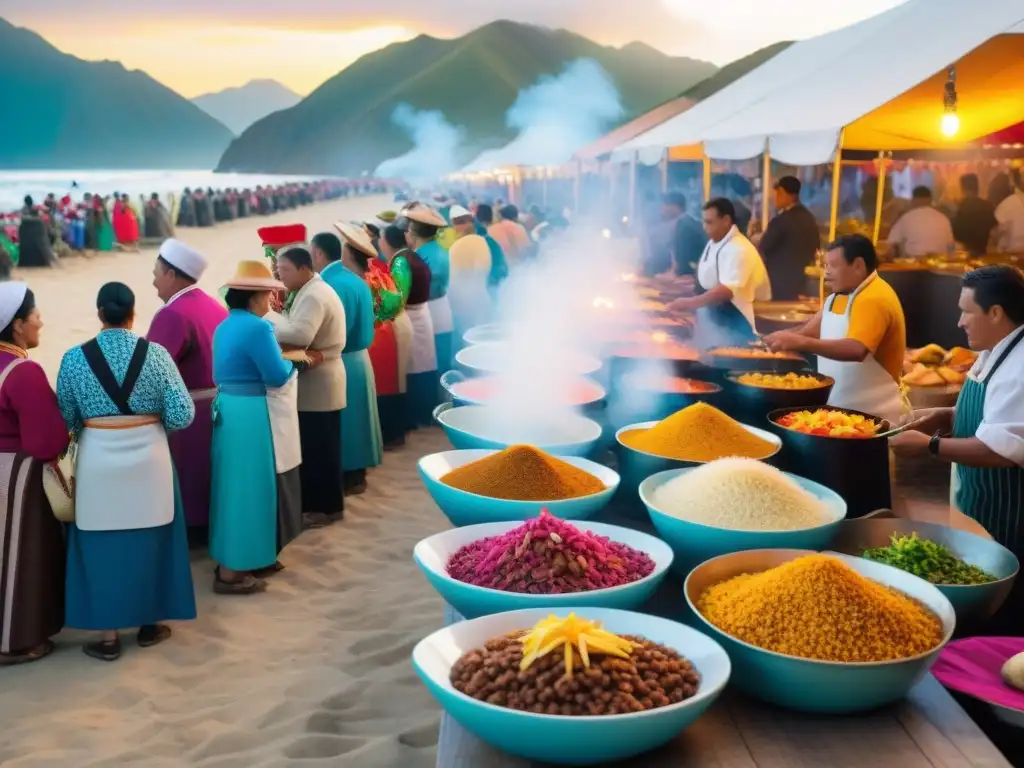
612, 0, 1024, 166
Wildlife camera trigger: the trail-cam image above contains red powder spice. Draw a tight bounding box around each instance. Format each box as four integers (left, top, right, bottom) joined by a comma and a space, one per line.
622, 373, 718, 395
612, 343, 699, 361
451, 377, 604, 406
446, 510, 656, 594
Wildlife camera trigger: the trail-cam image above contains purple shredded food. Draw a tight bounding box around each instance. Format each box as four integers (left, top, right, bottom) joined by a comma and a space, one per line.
446, 510, 656, 594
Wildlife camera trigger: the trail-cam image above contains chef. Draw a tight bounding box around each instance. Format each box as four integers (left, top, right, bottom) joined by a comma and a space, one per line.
891, 267, 1024, 629
668, 197, 770, 346
764, 234, 908, 425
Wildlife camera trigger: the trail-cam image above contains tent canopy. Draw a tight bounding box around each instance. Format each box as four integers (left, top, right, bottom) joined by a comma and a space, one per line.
573, 96, 695, 161
613, 0, 1024, 166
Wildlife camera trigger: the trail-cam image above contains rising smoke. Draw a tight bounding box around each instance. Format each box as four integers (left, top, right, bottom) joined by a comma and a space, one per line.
374, 103, 465, 184
465, 59, 625, 172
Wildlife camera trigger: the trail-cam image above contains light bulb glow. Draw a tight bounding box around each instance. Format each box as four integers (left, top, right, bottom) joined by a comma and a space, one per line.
941, 112, 960, 137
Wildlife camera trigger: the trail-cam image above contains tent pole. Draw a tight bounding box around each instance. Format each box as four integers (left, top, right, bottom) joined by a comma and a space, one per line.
628, 152, 638, 224
702, 154, 712, 203
871, 152, 888, 245
760, 144, 771, 232
824, 128, 846, 303
659, 152, 669, 192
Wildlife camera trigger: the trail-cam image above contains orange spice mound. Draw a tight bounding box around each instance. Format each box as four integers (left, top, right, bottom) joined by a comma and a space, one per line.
698, 555, 944, 662
619, 402, 776, 462
440, 445, 606, 501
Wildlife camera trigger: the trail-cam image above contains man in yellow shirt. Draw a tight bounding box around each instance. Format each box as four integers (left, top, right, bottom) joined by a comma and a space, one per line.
765, 234, 907, 424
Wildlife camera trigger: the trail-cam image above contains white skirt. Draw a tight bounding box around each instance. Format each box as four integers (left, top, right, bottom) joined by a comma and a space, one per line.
406, 302, 438, 375
75, 416, 174, 531
428, 295, 454, 335
393, 310, 414, 393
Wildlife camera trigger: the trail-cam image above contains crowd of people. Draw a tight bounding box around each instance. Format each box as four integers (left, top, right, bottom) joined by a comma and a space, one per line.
0, 195, 540, 665
642, 167, 1024, 306
0, 179, 391, 271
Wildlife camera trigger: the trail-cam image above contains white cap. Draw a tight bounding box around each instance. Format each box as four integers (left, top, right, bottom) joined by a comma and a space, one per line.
0, 281, 28, 331
159, 238, 208, 280
448, 205, 472, 220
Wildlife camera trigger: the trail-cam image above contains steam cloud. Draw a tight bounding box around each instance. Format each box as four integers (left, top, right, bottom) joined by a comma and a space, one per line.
374, 103, 465, 183
465, 59, 624, 171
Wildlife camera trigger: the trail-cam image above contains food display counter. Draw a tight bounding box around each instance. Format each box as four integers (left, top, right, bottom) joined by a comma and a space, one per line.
435, 606, 1009, 768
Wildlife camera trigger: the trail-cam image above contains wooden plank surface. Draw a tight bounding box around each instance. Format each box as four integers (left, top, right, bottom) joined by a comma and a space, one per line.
436, 605, 1011, 768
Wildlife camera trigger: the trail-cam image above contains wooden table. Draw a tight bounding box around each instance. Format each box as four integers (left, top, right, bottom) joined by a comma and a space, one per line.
436, 605, 1011, 768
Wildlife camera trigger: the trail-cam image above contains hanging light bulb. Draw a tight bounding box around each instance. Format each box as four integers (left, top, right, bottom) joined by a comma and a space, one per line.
941, 64, 959, 138
941, 112, 961, 138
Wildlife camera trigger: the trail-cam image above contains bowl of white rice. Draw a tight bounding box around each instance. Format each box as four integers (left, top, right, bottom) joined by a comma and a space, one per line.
638, 459, 847, 573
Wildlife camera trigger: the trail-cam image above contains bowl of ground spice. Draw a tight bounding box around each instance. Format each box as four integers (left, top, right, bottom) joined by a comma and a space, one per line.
419, 447, 619, 527
434, 404, 603, 456
414, 513, 673, 618
639, 460, 846, 573
684, 549, 956, 713
615, 402, 781, 498
411, 608, 730, 764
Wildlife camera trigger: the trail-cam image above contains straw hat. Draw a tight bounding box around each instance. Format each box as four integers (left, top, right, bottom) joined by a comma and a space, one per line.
223, 260, 285, 291
334, 221, 378, 259
404, 204, 446, 227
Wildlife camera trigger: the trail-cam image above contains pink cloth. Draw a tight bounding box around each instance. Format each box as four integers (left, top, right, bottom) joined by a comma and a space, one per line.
147, 288, 228, 526
933, 636, 1024, 711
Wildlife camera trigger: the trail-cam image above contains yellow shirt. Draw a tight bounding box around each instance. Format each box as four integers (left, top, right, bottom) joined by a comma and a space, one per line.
828, 276, 906, 383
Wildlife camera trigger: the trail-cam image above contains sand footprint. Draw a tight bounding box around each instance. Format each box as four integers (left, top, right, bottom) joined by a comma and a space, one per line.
348, 632, 407, 657
397, 719, 440, 749
282, 735, 367, 759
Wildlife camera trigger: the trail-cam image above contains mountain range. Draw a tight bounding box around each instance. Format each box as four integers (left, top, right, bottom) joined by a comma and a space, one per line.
0, 17, 233, 170
216, 21, 722, 176
1, 16, 789, 175
192, 79, 302, 136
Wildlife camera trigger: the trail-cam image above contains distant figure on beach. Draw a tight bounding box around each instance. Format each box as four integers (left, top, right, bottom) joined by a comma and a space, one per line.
16, 205, 57, 268
113, 193, 140, 250
176, 188, 197, 228
56, 282, 197, 662
0, 282, 69, 666
148, 240, 228, 532
144, 193, 174, 239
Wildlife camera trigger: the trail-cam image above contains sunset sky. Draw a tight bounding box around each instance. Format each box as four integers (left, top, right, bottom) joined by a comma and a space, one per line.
3, 0, 905, 97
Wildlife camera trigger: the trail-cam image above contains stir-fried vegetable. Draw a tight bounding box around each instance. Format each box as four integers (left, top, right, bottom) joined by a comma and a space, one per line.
862, 532, 997, 586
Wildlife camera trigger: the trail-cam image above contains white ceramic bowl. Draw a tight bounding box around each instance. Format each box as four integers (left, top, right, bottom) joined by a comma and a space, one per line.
435, 404, 603, 456
456, 342, 603, 377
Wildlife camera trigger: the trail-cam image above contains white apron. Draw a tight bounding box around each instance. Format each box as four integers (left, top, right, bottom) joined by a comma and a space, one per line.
406, 302, 438, 375
428, 294, 454, 335
393, 310, 414, 393
818, 272, 908, 426
265, 373, 301, 473
75, 415, 174, 531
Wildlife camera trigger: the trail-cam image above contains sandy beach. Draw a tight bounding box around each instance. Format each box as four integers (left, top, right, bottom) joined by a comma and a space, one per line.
4, 195, 449, 767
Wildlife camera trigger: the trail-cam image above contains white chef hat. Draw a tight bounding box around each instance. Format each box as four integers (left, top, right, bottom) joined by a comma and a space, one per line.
448, 205, 472, 221
0, 281, 29, 331
158, 238, 208, 280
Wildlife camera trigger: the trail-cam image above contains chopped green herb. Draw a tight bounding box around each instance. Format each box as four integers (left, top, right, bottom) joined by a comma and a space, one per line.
862, 532, 997, 586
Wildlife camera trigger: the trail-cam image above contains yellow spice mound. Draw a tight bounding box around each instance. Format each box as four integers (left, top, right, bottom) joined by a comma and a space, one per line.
698, 555, 943, 663
440, 445, 605, 501
619, 402, 776, 462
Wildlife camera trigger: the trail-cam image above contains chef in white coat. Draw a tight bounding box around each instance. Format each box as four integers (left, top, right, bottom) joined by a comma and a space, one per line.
764, 234, 908, 425
668, 197, 771, 347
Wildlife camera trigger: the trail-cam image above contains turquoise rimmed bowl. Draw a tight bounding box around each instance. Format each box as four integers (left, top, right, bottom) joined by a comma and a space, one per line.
684, 549, 956, 713
418, 449, 619, 527
829, 518, 1019, 627
412, 607, 731, 764
433, 403, 603, 456
413, 520, 674, 619
455, 342, 603, 378
462, 323, 505, 345
639, 467, 846, 574
614, 420, 782, 501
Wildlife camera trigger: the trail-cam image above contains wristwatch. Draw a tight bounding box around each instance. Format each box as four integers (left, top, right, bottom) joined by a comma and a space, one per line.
928, 432, 946, 456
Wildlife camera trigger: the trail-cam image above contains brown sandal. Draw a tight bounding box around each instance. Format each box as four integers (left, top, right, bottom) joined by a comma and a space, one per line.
0, 640, 55, 666
213, 568, 267, 595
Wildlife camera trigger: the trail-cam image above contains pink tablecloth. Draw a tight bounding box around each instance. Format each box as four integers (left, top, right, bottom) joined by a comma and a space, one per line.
933, 637, 1024, 711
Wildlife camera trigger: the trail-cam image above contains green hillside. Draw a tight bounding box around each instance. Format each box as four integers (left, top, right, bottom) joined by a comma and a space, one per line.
0, 17, 233, 170
216, 20, 719, 175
